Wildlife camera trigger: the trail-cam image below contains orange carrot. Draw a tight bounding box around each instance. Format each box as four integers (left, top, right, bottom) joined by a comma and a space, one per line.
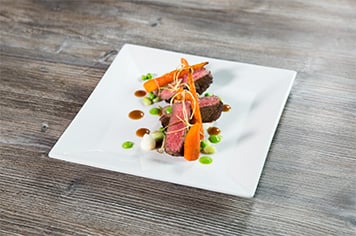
183, 59, 204, 161
181, 58, 189, 67
186, 62, 204, 138
185, 95, 204, 139
184, 123, 201, 161
143, 61, 208, 92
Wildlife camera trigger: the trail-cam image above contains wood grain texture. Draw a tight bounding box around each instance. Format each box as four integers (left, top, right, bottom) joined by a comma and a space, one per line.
1, 0, 355, 235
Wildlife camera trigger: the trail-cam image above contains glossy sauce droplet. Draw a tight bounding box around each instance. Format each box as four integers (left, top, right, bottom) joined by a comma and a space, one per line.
134, 90, 147, 97
129, 110, 144, 120
207, 127, 221, 136
136, 128, 150, 137
222, 104, 231, 112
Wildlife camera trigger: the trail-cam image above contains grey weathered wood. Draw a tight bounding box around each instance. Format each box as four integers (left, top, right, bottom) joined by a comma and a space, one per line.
1, 0, 355, 235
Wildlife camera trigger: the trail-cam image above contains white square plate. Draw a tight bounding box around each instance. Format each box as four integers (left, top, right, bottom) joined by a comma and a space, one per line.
49, 44, 296, 198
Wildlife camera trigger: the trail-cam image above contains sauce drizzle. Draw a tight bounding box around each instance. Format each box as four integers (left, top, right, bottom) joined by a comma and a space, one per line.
129, 110, 144, 120
222, 104, 231, 112
136, 128, 150, 137
134, 90, 147, 97
207, 127, 221, 136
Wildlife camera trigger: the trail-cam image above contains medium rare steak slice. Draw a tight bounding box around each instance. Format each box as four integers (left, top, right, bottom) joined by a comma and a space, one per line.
159, 68, 213, 100
193, 69, 213, 95
199, 96, 224, 123
164, 102, 191, 156
160, 96, 223, 128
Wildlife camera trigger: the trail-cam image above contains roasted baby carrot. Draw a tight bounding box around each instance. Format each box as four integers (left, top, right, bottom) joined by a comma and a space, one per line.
184, 122, 201, 161
186, 63, 204, 138
143, 61, 208, 92
183, 59, 204, 161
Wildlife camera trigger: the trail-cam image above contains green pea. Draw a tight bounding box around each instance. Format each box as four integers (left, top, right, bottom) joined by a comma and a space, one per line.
202, 145, 216, 154
122, 141, 134, 149
151, 130, 164, 142
149, 107, 161, 115
143, 97, 153, 106
165, 106, 172, 114
199, 156, 213, 164
204, 92, 212, 97
200, 140, 209, 150
148, 92, 156, 100
209, 135, 222, 144
141, 73, 153, 81
152, 96, 161, 103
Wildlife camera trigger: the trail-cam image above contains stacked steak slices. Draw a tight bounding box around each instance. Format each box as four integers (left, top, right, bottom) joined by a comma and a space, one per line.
159, 68, 213, 101
161, 66, 223, 156
160, 95, 223, 128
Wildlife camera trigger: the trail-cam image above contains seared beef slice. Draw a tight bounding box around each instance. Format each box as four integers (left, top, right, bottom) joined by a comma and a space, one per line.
193, 68, 213, 94
199, 96, 224, 123
164, 102, 191, 156
160, 96, 223, 128
159, 68, 213, 100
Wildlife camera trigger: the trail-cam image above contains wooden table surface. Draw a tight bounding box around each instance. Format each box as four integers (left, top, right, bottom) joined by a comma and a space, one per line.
1, 0, 355, 235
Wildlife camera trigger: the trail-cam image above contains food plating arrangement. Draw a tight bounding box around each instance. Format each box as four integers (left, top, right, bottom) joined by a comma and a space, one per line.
123, 58, 231, 163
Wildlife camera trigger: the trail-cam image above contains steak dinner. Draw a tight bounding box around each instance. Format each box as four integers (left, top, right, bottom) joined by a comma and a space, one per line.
138, 58, 231, 161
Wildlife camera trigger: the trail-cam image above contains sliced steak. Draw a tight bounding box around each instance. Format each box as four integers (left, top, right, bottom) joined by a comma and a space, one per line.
158, 68, 213, 101
159, 89, 176, 101
160, 95, 223, 128
199, 96, 224, 123
191, 68, 213, 95
164, 102, 191, 156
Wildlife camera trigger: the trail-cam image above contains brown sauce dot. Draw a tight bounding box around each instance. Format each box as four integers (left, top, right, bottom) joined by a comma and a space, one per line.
222, 104, 231, 112
207, 127, 221, 135
134, 90, 147, 97
136, 128, 150, 137
129, 110, 144, 120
